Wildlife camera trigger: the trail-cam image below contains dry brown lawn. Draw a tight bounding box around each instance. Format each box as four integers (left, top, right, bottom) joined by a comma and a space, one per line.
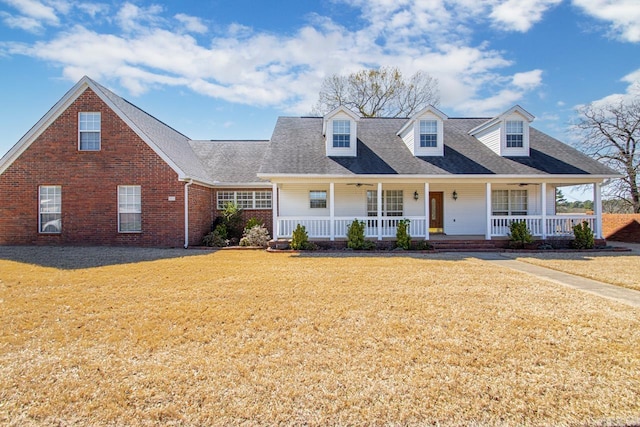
1, 247, 639, 426
513, 252, 640, 291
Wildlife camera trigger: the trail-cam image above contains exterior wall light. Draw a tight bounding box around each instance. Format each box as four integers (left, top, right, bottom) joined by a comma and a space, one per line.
452, 190, 458, 200
414, 191, 419, 200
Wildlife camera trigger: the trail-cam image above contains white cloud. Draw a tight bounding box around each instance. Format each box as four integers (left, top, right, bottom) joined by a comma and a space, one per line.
2, 1, 547, 114
576, 68, 640, 110
0, 11, 44, 32
489, 0, 562, 32
573, 0, 640, 42
175, 13, 207, 34
2, 0, 60, 24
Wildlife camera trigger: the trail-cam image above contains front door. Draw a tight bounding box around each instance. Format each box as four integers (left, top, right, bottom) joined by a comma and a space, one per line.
429, 192, 444, 233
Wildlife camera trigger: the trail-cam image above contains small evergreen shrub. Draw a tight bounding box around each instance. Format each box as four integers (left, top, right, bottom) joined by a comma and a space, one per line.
396, 219, 411, 250
413, 240, 432, 250
239, 225, 271, 247
572, 221, 595, 249
508, 220, 533, 249
290, 224, 310, 250
202, 224, 228, 247
346, 219, 366, 249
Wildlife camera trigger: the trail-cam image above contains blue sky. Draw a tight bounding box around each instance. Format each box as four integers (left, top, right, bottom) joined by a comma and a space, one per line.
1, 0, 639, 200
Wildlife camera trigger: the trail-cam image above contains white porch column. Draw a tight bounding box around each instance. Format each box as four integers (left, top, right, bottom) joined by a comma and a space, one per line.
594, 182, 603, 239
424, 182, 430, 240
377, 182, 383, 240
485, 182, 492, 240
541, 182, 547, 239
329, 182, 335, 241
272, 183, 278, 239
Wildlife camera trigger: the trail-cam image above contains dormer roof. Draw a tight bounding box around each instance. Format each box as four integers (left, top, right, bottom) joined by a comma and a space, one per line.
322, 105, 360, 135
468, 105, 535, 137
396, 105, 448, 136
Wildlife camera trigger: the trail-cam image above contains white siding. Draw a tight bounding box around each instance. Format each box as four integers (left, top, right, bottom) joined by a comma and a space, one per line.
475, 124, 501, 155
399, 126, 415, 155
501, 112, 530, 157
431, 184, 487, 235
279, 184, 329, 216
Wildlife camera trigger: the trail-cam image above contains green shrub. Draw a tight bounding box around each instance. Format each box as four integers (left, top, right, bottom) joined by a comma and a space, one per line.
202, 224, 228, 247
413, 240, 432, 250
290, 224, 310, 250
572, 221, 595, 249
508, 220, 533, 248
244, 217, 263, 232
396, 219, 411, 250
221, 202, 243, 240
239, 225, 271, 247
346, 219, 366, 249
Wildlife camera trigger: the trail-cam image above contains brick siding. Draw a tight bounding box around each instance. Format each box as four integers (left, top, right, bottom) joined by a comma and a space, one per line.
0, 88, 212, 247
602, 214, 640, 243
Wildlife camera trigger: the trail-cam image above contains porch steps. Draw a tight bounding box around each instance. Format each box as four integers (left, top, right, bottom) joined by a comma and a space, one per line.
429, 240, 506, 252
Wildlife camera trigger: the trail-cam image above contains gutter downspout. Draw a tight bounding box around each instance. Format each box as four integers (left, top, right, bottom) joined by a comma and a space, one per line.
184, 180, 193, 248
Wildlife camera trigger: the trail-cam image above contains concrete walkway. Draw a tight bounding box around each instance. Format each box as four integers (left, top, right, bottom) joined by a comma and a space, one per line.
465, 251, 640, 308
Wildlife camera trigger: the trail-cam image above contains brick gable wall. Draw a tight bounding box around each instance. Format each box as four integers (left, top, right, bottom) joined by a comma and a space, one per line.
0, 88, 212, 247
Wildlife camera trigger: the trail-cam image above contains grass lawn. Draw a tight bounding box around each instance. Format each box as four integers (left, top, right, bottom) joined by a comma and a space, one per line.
1, 248, 639, 426
513, 252, 640, 291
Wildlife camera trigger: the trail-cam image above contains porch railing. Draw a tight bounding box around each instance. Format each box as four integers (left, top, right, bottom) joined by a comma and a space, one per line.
490, 215, 595, 237
278, 215, 596, 239
277, 216, 427, 239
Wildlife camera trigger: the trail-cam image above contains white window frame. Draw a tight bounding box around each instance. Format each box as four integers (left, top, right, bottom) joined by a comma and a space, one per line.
366, 190, 404, 217
79, 112, 101, 151
419, 120, 438, 148
216, 191, 272, 210
39, 185, 61, 234
332, 120, 350, 148
309, 190, 327, 209
118, 185, 141, 233
505, 120, 524, 148
492, 189, 527, 216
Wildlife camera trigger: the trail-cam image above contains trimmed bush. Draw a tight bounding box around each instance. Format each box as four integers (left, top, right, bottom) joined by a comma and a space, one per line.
290, 224, 310, 250
508, 220, 533, 249
572, 221, 595, 249
396, 219, 411, 250
346, 219, 366, 249
202, 224, 228, 247
244, 217, 264, 231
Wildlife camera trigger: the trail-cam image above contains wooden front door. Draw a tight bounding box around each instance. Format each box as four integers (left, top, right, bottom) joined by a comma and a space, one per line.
429, 192, 444, 232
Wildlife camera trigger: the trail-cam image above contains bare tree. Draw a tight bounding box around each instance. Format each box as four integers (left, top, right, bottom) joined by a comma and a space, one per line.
313, 67, 439, 118
574, 99, 640, 213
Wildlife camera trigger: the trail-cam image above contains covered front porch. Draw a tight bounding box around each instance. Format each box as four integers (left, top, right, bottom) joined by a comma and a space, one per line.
270, 179, 604, 241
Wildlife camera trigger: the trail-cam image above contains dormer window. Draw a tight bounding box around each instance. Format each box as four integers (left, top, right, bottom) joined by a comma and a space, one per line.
333, 120, 351, 148
323, 106, 359, 157
397, 105, 447, 157
506, 120, 524, 148
419, 120, 438, 148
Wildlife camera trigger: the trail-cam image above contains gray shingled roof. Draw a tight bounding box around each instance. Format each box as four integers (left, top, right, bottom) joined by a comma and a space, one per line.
90, 79, 212, 183
189, 140, 269, 183
259, 117, 617, 177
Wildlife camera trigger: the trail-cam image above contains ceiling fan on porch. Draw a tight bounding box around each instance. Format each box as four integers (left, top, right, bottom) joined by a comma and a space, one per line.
346, 183, 374, 187
507, 183, 540, 187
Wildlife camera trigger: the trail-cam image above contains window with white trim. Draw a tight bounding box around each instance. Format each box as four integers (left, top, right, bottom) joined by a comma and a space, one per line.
39, 185, 61, 233
216, 191, 272, 210
366, 190, 403, 216
309, 191, 327, 209
419, 120, 438, 147
332, 120, 350, 148
118, 185, 141, 232
79, 112, 101, 151
506, 120, 524, 148
492, 189, 527, 216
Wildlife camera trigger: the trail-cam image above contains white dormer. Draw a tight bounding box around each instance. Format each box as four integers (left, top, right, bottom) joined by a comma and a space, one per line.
323, 106, 359, 157
468, 105, 534, 157
397, 105, 448, 157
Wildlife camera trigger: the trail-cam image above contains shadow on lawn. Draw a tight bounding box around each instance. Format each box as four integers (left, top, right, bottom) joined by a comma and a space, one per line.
0, 246, 208, 270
